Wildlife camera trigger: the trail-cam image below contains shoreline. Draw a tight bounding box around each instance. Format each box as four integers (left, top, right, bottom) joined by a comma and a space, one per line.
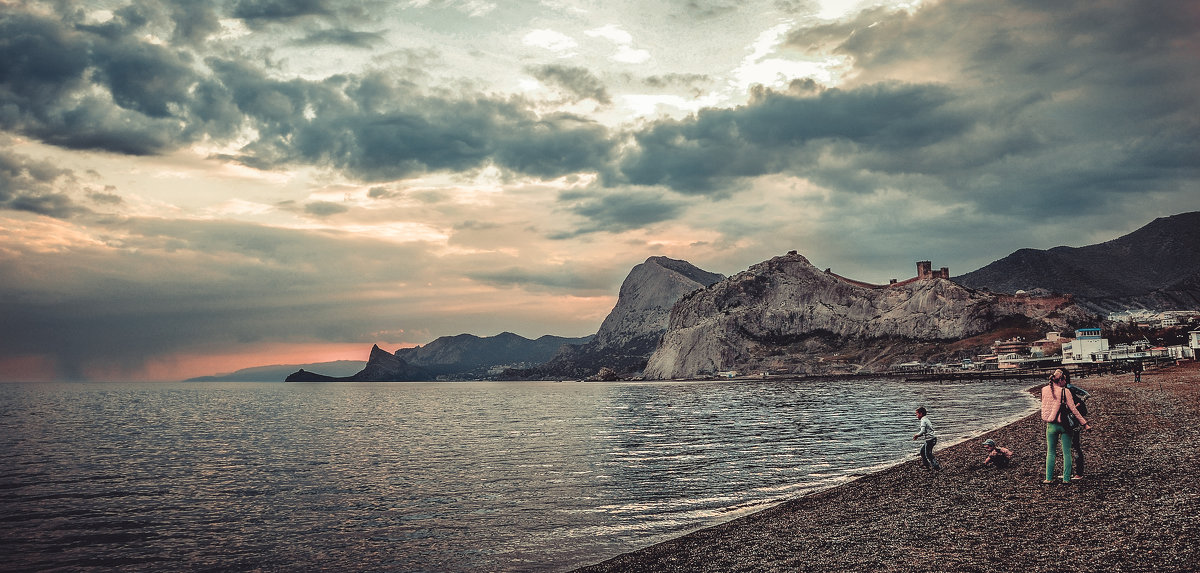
573, 361, 1200, 573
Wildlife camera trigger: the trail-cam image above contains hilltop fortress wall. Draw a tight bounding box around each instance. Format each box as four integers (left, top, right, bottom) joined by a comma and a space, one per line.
823, 260, 950, 290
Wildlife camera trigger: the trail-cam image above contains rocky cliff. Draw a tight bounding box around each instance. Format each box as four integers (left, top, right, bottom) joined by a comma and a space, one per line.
527, 256, 724, 378
644, 252, 1092, 379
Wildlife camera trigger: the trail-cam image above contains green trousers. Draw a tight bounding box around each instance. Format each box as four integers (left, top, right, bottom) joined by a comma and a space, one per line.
1045, 422, 1074, 482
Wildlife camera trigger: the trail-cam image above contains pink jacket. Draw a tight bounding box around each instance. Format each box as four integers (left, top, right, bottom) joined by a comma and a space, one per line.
1040, 383, 1088, 426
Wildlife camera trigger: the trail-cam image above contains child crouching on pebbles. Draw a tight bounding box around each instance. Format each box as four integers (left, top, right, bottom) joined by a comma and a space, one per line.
981, 439, 1013, 468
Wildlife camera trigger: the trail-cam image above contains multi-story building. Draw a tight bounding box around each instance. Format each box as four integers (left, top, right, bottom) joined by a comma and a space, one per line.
1062, 328, 1110, 363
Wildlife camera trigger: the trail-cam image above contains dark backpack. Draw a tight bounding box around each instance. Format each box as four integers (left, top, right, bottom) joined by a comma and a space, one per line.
1068, 385, 1089, 417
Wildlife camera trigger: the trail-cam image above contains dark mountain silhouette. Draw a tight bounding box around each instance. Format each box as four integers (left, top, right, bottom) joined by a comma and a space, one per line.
954, 212, 1200, 312
187, 360, 365, 382
286, 345, 429, 381
395, 332, 592, 377
284, 333, 591, 382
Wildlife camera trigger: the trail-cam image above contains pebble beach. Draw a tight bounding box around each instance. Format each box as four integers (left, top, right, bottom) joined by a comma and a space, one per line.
575, 361, 1200, 573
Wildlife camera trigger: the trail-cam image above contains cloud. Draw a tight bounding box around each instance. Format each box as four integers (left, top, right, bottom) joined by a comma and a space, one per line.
464, 263, 614, 292
231, 0, 335, 22
523, 29, 578, 53
528, 64, 613, 104
553, 188, 687, 237
0, 148, 85, 218
610, 82, 969, 194
1, 7, 615, 182
0, 216, 444, 378
0, 10, 194, 155
297, 27, 386, 48
605, 0, 1200, 221
168, 2, 223, 45
585, 24, 650, 64
305, 200, 350, 216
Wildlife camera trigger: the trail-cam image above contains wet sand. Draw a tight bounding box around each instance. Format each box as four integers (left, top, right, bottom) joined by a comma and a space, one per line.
575, 361, 1200, 573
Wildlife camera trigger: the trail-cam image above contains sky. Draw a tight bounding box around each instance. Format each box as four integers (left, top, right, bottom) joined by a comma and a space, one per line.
1, 0, 1198, 381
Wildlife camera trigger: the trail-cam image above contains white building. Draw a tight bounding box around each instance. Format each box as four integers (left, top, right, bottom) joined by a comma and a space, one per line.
1190, 330, 1200, 352
1062, 327, 1110, 363
1108, 310, 1134, 323
1167, 345, 1195, 360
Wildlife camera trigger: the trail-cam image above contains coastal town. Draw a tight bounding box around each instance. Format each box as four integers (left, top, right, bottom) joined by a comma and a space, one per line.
892, 312, 1200, 382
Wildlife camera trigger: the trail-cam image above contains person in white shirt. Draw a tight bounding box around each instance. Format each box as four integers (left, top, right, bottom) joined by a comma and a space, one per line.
912, 407, 941, 470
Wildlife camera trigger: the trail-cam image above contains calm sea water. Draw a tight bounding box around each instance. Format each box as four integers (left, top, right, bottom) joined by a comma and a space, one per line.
0, 378, 1037, 572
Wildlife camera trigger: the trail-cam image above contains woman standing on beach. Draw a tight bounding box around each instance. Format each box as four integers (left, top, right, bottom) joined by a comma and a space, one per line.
1042, 369, 1092, 484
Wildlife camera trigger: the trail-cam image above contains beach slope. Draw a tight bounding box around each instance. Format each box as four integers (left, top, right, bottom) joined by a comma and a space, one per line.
575, 362, 1200, 572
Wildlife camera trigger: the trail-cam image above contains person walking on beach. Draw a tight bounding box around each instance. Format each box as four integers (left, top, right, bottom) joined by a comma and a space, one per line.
1042, 369, 1091, 484
913, 407, 941, 471
1065, 375, 1092, 480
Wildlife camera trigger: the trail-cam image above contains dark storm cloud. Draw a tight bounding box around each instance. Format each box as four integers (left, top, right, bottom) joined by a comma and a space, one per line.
528, 65, 612, 104
552, 189, 686, 238
232, 0, 335, 22
168, 2, 223, 45
204, 64, 617, 180
91, 37, 197, 119
613, 83, 971, 194
608, 0, 1200, 223
0, 148, 85, 218
4, 0, 1196, 232
0, 10, 193, 155
0, 5, 616, 183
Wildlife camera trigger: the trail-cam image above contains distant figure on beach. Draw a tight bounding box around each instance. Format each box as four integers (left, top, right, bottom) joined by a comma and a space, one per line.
1134, 360, 1143, 383
981, 439, 1013, 469
1066, 376, 1092, 480
1041, 369, 1091, 484
913, 407, 941, 471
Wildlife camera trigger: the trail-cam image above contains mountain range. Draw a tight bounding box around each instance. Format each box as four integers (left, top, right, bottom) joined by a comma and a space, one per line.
285, 333, 591, 382
955, 212, 1200, 312
262, 211, 1199, 382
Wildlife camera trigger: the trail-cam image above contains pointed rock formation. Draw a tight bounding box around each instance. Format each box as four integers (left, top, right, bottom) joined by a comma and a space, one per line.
285, 344, 428, 382
533, 256, 724, 378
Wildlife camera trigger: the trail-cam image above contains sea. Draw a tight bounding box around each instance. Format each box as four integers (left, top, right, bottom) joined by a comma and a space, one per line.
0, 377, 1038, 572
